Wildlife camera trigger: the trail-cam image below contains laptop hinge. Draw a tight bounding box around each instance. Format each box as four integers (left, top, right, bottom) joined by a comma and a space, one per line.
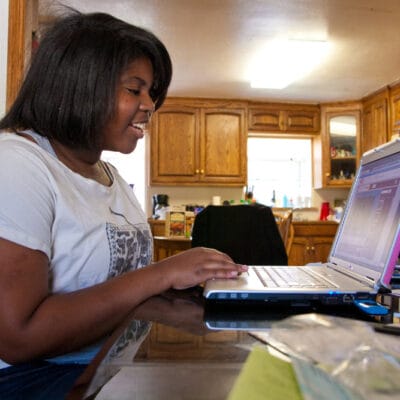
328, 264, 375, 287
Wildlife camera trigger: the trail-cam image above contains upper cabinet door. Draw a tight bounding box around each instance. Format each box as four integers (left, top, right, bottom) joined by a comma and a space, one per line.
314, 105, 361, 189
150, 106, 200, 184
390, 84, 400, 135
327, 113, 359, 185
200, 108, 247, 184
150, 100, 247, 186
248, 103, 320, 133
362, 94, 389, 154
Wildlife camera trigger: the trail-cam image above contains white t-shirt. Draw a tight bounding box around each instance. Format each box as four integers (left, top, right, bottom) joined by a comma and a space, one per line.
0, 131, 153, 367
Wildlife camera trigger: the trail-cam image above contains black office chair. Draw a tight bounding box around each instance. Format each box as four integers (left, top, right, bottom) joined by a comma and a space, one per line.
191, 205, 288, 265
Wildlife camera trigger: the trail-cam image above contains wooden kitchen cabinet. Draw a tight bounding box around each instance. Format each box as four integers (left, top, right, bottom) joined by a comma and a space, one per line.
150, 98, 247, 186
389, 82, 400, 134
148, 220, 191, 261
288, 221, 338, 265
148, 218, 166, 236
152, 236, 191, 261
248, 102, 320, 133
362, 89, 389, 154
313, 103, 362, 189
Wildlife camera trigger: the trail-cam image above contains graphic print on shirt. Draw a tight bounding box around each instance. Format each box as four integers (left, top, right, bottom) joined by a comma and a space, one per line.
106, 222, 152, 277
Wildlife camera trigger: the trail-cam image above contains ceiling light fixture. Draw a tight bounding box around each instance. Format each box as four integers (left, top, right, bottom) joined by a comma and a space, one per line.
248, 39, 330, 90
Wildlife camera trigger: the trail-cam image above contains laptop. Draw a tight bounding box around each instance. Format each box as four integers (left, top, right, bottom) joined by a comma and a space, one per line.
203, 139, 400, 309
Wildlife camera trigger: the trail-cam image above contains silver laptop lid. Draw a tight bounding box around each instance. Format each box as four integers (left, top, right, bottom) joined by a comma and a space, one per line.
329, 139, 400, 287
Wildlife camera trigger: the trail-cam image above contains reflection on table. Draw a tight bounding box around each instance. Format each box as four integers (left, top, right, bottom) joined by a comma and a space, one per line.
67, 288, 399, 400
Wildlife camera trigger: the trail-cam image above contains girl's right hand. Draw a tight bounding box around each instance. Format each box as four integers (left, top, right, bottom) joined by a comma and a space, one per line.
156, 247, 248, 290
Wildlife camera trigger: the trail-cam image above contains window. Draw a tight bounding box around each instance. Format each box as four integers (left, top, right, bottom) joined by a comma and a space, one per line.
101, 138, 146, 209
247, 136, 312, 208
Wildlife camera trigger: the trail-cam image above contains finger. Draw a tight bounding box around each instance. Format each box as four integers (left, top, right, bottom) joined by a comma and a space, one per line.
202, 260, 248, 273
202, 265, 248, 280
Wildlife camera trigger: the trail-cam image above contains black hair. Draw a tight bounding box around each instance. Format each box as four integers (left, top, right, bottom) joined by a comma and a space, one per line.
0, 10, 172, 150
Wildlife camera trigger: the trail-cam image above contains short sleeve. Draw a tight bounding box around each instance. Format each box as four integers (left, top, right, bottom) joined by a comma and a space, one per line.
0, 139, 55, 257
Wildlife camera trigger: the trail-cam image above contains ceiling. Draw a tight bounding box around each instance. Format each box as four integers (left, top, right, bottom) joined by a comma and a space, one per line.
40, 0, 400, 104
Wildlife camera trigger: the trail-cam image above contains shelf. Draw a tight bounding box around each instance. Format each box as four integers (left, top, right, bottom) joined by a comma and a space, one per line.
331, 156, 356, 161
326, 179, 353, 187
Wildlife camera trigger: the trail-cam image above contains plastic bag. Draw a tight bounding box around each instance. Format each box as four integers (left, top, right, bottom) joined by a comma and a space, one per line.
268, 314, 400, 400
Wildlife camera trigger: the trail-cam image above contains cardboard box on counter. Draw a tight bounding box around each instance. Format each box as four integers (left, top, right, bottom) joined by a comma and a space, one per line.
185, 212, 195, 238
165, 206, 195, 238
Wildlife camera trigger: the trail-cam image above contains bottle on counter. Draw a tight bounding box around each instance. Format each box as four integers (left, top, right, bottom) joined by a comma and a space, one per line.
271, 190, 276, 207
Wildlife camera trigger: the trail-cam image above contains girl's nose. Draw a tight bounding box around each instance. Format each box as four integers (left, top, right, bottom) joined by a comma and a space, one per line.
139, 95, 155, 120
139, 92, 155, 112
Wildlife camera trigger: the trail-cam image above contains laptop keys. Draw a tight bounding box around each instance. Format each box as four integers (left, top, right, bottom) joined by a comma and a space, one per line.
253, 266, 338, 288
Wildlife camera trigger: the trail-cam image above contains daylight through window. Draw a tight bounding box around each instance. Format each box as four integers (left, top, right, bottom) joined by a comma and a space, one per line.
101, 137, 146, 210
247, 136, 312, 208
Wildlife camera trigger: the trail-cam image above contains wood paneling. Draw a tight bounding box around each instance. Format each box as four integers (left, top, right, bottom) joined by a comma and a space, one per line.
6, 0, 26, 110
6, 0, 38, 110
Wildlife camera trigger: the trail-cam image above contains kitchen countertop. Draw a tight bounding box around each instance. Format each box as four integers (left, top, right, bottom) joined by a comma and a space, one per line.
153, 235, 191, 241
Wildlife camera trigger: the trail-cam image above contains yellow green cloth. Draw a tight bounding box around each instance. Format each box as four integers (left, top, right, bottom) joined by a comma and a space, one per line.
228, 346, 303, 400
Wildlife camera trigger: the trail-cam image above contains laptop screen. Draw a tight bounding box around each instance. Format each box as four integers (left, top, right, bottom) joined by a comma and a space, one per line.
330, 146, 400, 276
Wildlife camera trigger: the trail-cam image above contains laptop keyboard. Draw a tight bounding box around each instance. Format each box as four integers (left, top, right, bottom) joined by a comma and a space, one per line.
253, 266, 338, 288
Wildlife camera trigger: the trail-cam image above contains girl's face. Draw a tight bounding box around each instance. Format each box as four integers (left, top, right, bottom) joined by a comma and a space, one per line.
101, 57, 155, 154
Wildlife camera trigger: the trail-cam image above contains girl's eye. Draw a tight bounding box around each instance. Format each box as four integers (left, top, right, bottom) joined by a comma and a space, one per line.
127, 88, 140, 96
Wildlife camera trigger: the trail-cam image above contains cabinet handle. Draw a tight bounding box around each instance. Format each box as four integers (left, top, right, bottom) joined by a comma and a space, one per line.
200, 169, 204, 174
306, 245, 315, 253
195, 169, 200, 174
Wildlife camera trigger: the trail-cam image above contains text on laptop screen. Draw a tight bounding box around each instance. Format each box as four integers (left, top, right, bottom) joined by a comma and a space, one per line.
332, 150, 400, 273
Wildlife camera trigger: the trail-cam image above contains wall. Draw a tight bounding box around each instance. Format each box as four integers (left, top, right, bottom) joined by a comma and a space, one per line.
147, 186, 244, 215
0, 1, 9, 117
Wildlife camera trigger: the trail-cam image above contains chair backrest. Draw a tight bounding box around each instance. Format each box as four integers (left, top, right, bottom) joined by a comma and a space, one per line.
273, 210, 294, 255
191, 205, 288, 265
